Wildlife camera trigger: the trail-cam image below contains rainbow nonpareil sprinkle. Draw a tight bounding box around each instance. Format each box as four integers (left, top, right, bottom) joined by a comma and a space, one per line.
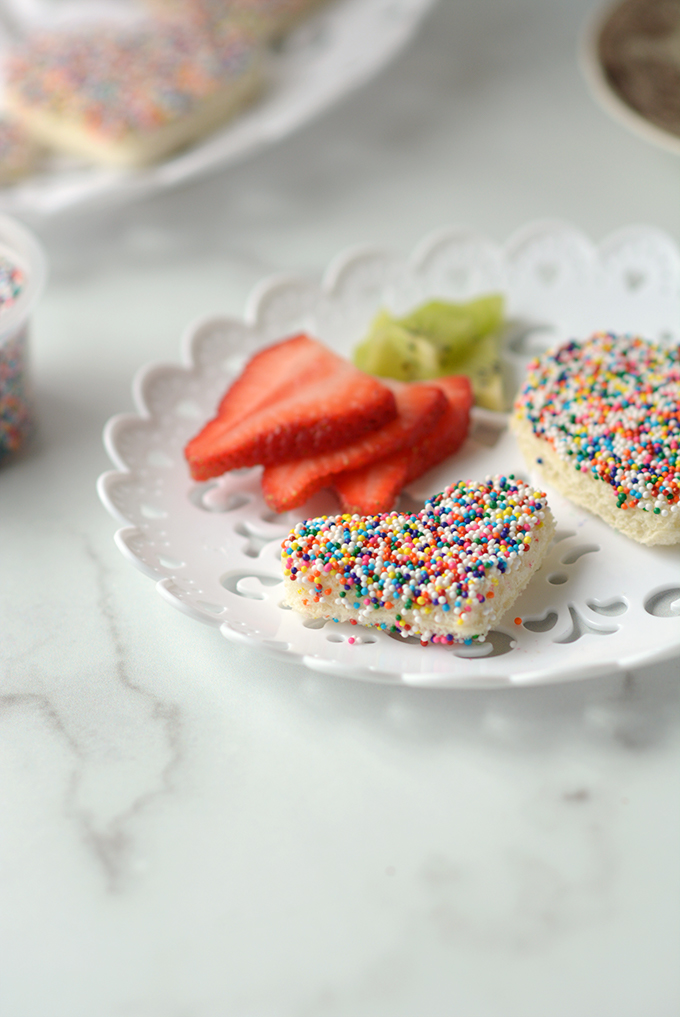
0, 257, 30, 461
5, 21, 258, 141
514, 331, 680, 516
281, 475, 551, 643
0, 256, 24, 313
0, 327, 32, 461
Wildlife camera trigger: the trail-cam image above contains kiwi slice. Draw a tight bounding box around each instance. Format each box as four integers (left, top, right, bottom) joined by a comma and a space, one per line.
459, 330, 505, 411
397, 295, 504, 365
352, 293, 506, 409
353, 310, 440, 381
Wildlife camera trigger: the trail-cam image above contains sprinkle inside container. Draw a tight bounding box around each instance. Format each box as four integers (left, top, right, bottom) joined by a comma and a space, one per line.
0, 216, 47, 464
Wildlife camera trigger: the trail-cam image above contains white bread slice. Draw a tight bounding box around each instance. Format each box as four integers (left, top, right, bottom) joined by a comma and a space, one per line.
512, 413, 680, 545
146, 0, 328, 43
0, 118, 44, 184
511, 332, 680, 546
3, 22, 263, 169
282, 475, 555, 644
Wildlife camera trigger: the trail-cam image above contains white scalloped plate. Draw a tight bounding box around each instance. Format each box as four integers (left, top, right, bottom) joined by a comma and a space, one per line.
98, 221, 680, 687
0, 0, 436, 217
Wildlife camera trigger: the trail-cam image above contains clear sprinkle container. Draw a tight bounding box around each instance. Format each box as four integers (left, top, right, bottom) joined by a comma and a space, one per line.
0, 214, 47, 463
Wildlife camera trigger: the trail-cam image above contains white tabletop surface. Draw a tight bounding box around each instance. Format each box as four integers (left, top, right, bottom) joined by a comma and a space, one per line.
2, 1, 680, 1015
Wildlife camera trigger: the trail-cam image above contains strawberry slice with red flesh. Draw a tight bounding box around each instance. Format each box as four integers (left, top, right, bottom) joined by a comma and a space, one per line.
333, 375, 473, 514
185, 334, 397, 481
333, 454, 410, 515
215, 333, 336, 427
261, 382, 447, 513
404, 374, 473, 484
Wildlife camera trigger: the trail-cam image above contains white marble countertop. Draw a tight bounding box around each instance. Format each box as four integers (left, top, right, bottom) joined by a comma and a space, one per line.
2, 1, 680, 1015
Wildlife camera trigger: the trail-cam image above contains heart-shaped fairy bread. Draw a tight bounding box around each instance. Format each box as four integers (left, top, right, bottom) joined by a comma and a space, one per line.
281, 476, 555, 644
512, 332, 680, 545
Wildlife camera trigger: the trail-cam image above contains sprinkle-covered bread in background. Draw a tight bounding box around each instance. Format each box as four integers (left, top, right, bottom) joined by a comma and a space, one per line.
0, 118, 44, 185
147, 0, 328, 42
3, 20, 264, 168
512, 331, 680, 545
227, 0, 329, 38
282, 475, 555, 644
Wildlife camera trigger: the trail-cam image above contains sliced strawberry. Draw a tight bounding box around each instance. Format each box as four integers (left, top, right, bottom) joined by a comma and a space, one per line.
215, 333, 338, 427
332, 375, 473, 513
334, 453, 410, 515
261, 382, 447, 512
427, 374, 474, 408
405, 375, 473, 483
185, 335, 397, 480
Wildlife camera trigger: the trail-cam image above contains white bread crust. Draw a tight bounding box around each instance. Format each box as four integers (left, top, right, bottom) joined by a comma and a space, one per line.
511, 413, 680, 545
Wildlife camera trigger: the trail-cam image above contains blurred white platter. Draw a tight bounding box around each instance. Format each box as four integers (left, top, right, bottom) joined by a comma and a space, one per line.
0, 0, 437, 217
98, 221, 680, 688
